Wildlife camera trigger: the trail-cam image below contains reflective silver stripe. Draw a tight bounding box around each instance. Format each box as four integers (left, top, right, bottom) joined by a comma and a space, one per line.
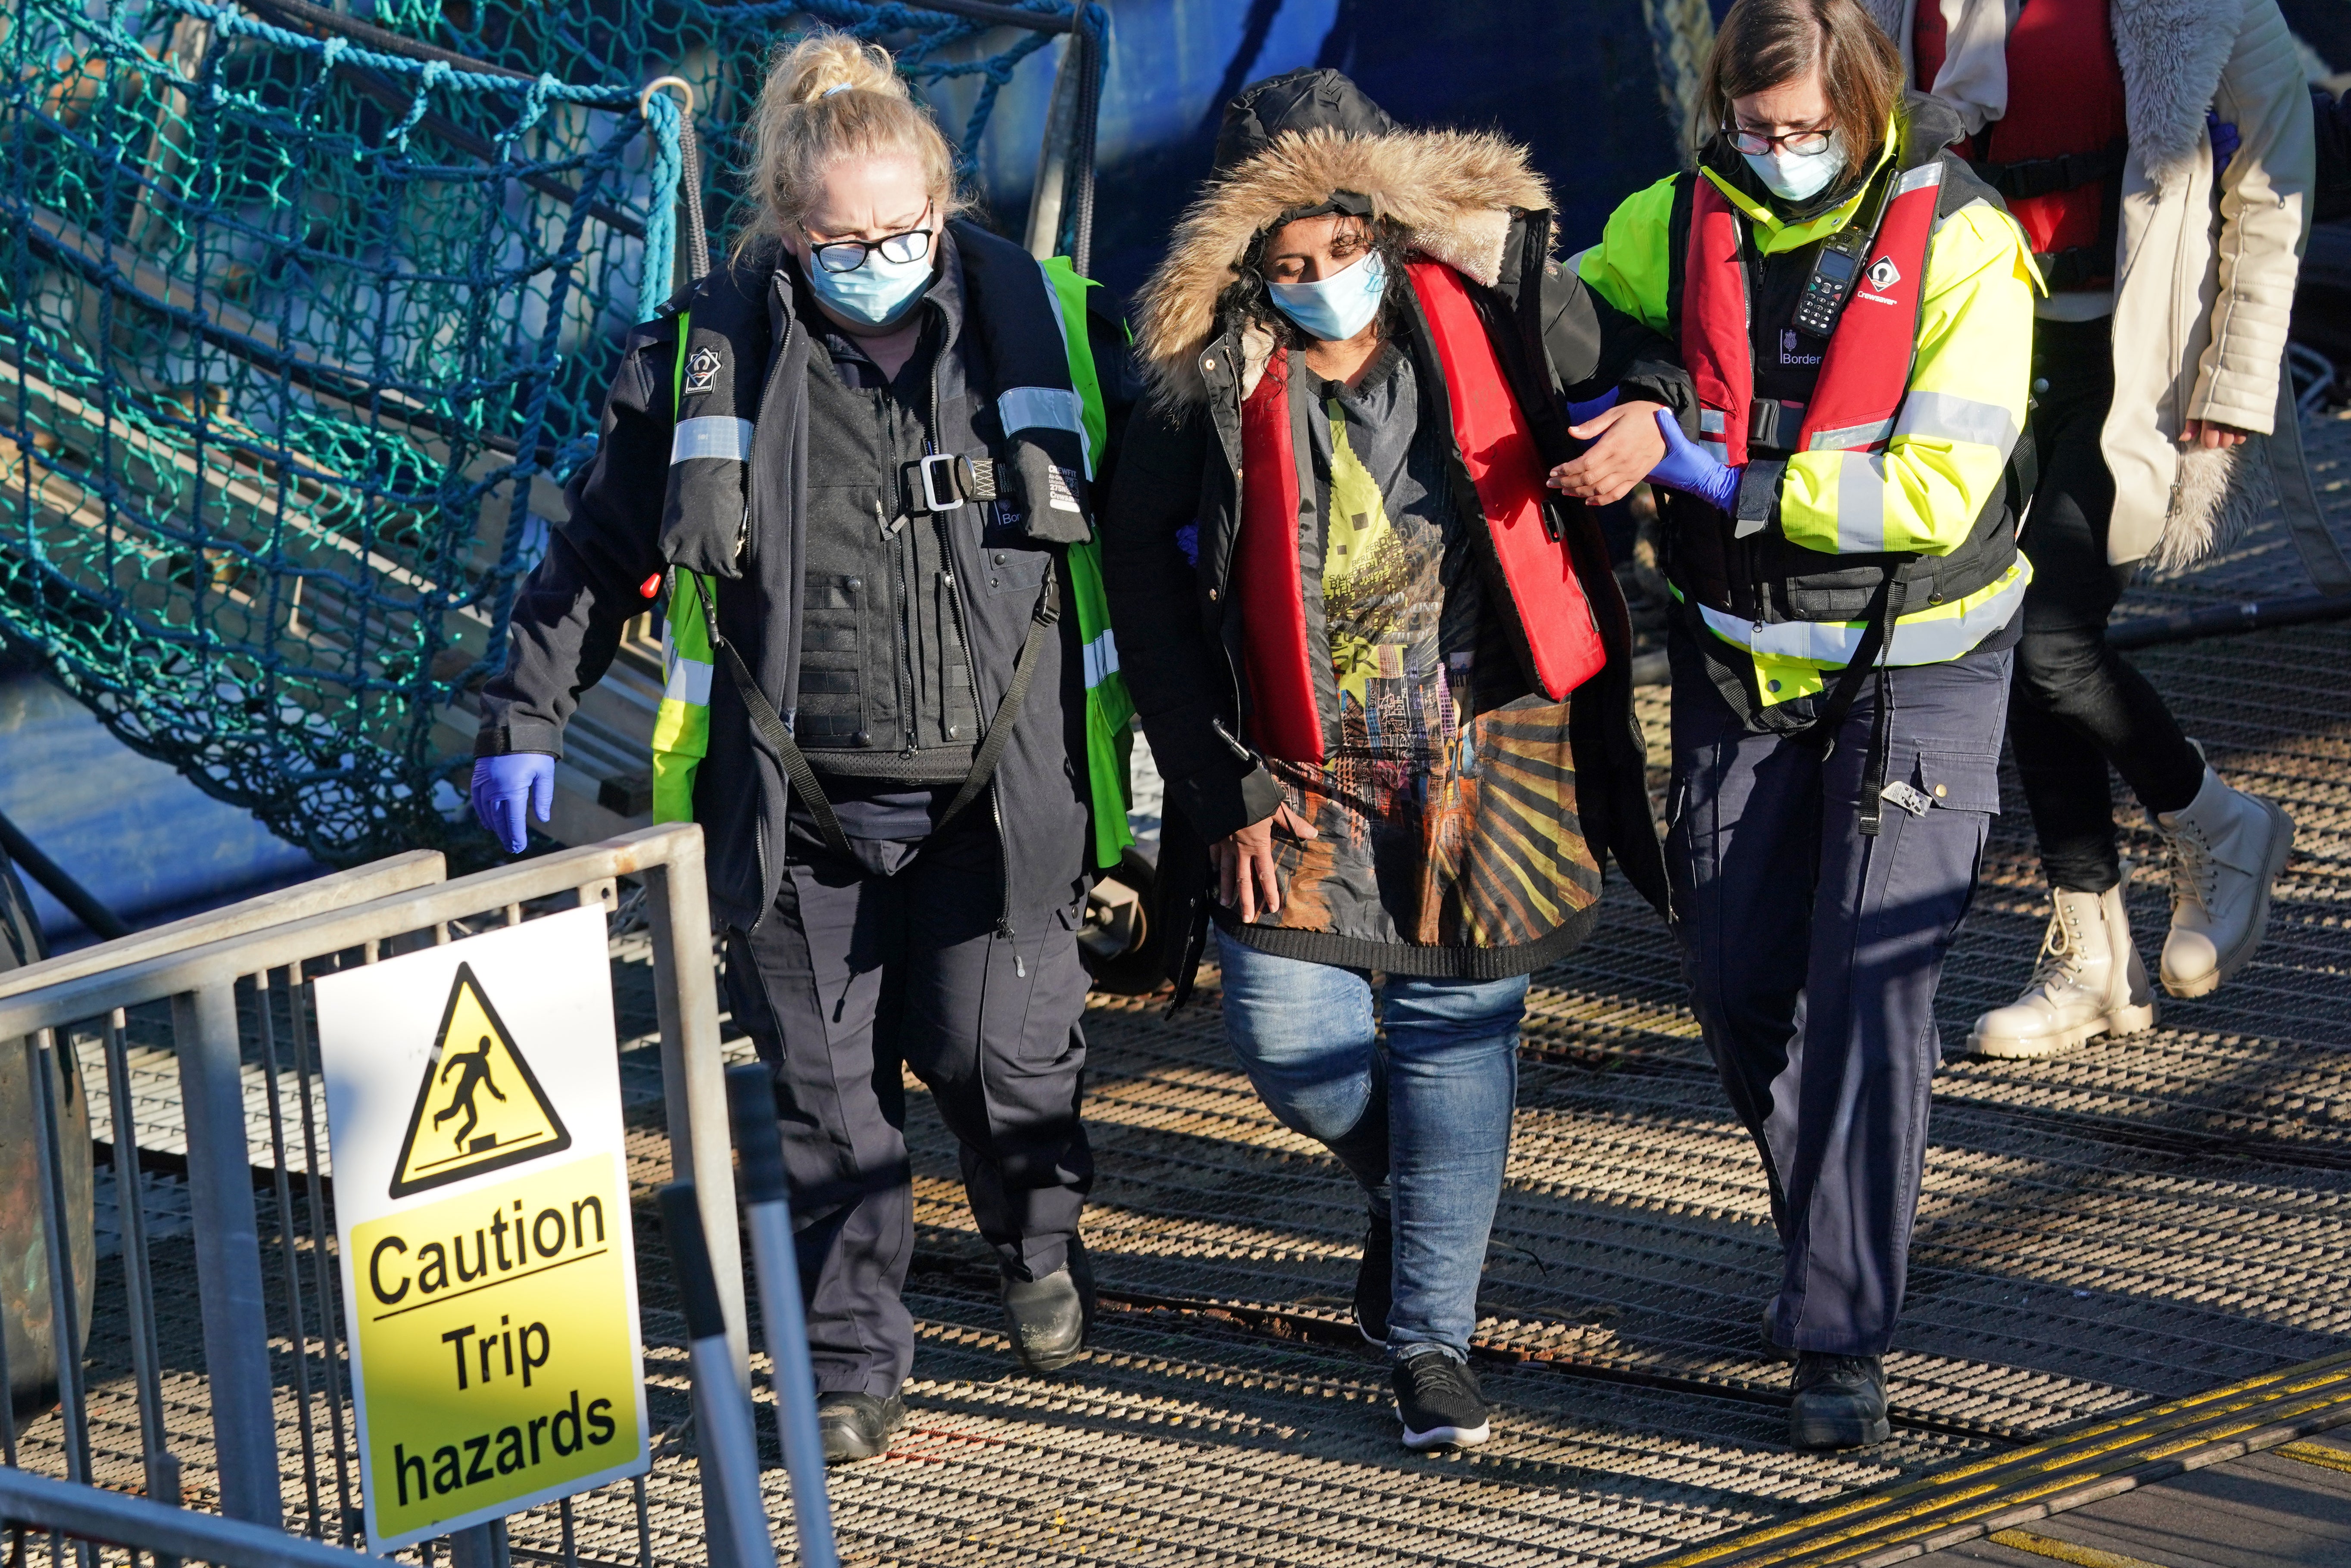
663, 653, 712, 706
1693, 565, 2028, 666
1698, 409, 1727, 435
1699, 439, 1730, 464
670, 416, 754, 464
1895, 162, 1945, 197
999, 386, 1093, 478
1081, 628, 1119, 691
1806, 418, 1894, 451
1836, 451, 1885, 554
1892, 390, 2020, 455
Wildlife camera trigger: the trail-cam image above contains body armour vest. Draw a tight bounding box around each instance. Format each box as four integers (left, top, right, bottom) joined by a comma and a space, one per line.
794, 338, 982, 782
1663, 131, 2018, 631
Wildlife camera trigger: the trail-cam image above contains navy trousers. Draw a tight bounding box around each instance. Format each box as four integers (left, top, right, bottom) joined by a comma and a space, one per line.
723, 815, 1094, 1397
1666, 630, 2012, 1356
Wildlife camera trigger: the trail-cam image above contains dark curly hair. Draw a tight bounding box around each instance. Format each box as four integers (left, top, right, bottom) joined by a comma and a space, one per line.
1215, 211, 1414, 353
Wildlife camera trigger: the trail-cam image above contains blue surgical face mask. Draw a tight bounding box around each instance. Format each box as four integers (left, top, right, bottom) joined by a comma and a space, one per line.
1266, 249, 1388, 343
803, 245, 935, 329
1742, 134, 1847, 203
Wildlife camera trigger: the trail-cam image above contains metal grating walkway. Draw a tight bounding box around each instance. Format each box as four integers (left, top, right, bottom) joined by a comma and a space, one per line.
7, 409, 2351, 1564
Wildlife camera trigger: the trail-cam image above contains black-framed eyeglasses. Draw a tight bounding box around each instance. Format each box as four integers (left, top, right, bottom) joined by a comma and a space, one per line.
1724, 123, 1833, 156
802, 205, 935, 274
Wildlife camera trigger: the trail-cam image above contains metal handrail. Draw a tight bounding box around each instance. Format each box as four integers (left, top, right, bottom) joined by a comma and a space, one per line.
0, 1465, 376, 1568
1, 824, 743, 1541
0, 850, 445, 1001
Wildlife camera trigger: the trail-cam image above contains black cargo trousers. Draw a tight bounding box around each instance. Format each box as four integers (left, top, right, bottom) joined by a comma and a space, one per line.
722, 812, 1094, 1398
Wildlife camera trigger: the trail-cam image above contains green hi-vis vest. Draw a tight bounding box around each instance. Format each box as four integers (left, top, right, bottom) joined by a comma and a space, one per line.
649, 255, 1137, 871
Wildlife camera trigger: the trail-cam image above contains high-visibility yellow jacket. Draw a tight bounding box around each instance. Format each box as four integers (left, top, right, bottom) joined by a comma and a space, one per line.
1578, 114, 2041, 703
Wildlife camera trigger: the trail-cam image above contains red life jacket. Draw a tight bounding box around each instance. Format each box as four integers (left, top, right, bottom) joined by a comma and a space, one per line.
1918, 0, 2125, 285
1683, 161, 1942, 470
1234, 260, 1606, 767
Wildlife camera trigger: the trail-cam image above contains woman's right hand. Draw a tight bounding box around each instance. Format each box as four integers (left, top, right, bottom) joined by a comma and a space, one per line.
1213, 802, 1319, 923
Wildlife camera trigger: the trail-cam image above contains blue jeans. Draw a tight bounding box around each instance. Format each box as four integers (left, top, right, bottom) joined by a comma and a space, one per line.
1213, 929, 1528, 1359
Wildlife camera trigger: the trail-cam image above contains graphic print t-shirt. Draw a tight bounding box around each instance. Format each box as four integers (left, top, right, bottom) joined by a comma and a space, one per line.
1229, 340, 1602, 977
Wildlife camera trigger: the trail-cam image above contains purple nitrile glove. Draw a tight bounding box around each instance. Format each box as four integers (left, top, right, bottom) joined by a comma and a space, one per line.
471, 753, 555, 854
1645, 408, 1743, 513
2207, 112, 2239, 179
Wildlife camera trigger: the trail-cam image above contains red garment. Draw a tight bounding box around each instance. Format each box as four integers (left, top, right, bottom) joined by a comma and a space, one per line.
1234, 262, 1605, 766
1913, 0, 1949, 94
1681, 165, 1943, 468
1921, 0, 2126, 273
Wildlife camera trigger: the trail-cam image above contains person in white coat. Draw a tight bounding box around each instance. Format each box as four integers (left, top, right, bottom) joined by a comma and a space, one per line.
1862, 0, 2316, 1057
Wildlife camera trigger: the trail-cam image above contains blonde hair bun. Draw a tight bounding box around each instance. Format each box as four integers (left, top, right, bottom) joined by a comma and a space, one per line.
739, 28, 966, 251
778, 33, 907, 106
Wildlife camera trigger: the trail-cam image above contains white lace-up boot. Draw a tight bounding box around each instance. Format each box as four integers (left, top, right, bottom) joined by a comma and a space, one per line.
2155, 767, 2295, 999
1967, 872, 2155, 1059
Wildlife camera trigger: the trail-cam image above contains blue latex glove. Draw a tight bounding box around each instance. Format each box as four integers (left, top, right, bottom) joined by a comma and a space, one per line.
2207, 112, 2239, 179
471, 753, 555, 853
1645, 408, 1743, 513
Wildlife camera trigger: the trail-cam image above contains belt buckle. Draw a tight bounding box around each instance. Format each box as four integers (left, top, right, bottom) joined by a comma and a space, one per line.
919, 453, 967, 513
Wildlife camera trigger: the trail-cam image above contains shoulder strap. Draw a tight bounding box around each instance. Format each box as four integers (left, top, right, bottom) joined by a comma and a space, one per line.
934, 559, 1061, 833
695, 577, 855, 859
695, 560, 1062, 857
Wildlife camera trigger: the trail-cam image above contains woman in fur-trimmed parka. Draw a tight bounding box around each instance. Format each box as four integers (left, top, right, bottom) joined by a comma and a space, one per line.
1874, 0, 2316, 1053
1103, 69, 1683, 1453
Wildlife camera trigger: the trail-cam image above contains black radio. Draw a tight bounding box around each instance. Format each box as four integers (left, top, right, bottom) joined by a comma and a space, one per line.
1790, 168, 1896, 340
1793, 235, 1868, 337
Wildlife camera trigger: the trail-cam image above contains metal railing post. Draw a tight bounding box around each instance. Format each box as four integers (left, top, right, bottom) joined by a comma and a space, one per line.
641, 841, 748, 1381
171, 980, 284, 1527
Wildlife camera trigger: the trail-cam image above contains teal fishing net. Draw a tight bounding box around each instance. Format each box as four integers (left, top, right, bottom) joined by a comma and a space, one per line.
0, 0, 1091, 865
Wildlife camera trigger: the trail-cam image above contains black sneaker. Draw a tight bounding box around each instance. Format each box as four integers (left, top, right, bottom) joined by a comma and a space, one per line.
1788, 1353, 1890, 1450
1001, 1235, 1095, 1373
816, 1391, 904, 1464
1759, 1299, 1793, 1363
1354, 1210, 1393, 1347
1393, 1348, 1491, 1451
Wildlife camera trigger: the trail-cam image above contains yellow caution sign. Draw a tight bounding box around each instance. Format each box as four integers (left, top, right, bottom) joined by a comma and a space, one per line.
317, 909, 648, 1551
352, 1152, 642, 1543
390, 963, 571, 1198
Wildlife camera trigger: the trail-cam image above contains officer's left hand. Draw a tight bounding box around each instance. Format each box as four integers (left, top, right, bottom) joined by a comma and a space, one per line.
1549, 398, 1670, 505
2180, 418, 2251, 450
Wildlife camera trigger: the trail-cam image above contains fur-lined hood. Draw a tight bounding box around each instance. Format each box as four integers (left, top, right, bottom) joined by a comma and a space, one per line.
1132, 127, 1550, 408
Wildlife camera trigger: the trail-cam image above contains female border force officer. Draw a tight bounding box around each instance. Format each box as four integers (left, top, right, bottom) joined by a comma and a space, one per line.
1579, 0, 2036, 1448
468, 33, 1135, 1464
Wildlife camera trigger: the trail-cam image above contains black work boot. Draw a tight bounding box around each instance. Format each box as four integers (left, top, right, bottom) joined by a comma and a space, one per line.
1354, 1210, 1394, 1347
1001, 1235, 1095, 1373
1788, 1353, 1890, 1450
816, 1390, 904, 1463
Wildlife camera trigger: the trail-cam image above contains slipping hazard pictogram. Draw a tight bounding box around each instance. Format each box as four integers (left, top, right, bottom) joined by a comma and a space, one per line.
389, 963, 571, 1198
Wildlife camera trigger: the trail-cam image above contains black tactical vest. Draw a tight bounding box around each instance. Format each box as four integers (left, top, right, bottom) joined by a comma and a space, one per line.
793, 336, 983, 783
